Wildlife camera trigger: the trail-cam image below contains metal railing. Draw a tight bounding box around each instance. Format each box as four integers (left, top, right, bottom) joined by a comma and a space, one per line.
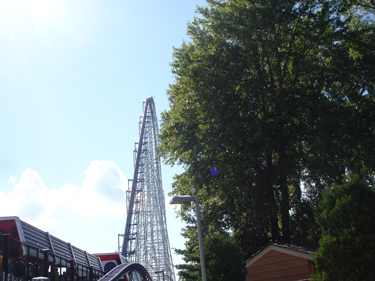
1, 234, 105, 281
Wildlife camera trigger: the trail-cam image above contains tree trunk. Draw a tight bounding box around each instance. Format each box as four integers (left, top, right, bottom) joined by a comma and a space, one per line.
279, 144, 290, 243
266, 152, 280, 241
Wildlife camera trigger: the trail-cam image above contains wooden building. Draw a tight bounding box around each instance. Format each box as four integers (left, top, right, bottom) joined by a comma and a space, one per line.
245, 243, 316, 281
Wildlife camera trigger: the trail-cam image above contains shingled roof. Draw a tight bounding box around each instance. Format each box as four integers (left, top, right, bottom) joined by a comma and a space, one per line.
246, 242, 317, 267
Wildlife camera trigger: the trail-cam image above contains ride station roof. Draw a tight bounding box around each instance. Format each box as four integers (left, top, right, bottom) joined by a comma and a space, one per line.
0, 216, 103, 272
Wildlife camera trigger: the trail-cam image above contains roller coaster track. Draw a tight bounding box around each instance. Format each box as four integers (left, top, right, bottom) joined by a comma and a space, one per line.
98, 262, 152, 281
120, 97, 175, 281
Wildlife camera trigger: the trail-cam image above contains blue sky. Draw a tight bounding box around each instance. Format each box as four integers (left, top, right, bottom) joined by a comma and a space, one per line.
0, 0, 207, 276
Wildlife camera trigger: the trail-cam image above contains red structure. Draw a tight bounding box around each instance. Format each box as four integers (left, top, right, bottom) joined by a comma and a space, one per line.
94, 253, 129, 281
0, 217, 150, 281
0, 216, 105, 281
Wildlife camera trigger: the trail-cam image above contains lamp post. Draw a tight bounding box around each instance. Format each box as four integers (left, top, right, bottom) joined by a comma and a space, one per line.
169, 195, 207, 281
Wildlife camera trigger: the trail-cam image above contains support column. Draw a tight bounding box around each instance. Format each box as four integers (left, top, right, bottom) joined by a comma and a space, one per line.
89, 267, 93, 281
43, 249, 50, 278
2, 234, 10, 279
70, 260, 75, 281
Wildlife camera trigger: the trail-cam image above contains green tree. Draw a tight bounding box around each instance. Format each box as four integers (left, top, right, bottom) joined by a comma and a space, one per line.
303, 0, 375, 189
174, 226, 202, 281
158, 0, 375, 273
204, 235, 246, 281
313, 175, 375, 280
161, 0, 328, 247
175, 229, 246, 281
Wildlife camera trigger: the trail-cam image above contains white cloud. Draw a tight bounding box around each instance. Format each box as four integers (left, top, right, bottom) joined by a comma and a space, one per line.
1, 169, 55, 226
9, 175, 16, 183
0, 161, 128, 229
70, 161, 128, 216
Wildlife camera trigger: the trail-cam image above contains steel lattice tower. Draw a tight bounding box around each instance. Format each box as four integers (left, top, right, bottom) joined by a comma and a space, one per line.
121, 97, 176, 281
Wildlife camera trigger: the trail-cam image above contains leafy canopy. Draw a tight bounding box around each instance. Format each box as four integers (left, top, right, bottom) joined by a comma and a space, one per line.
158, 0, 375, 276
313, 175, 375, 280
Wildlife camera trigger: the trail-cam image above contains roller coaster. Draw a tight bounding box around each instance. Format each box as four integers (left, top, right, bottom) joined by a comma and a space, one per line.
101, 97, 175, 281
0, 98, 175, 281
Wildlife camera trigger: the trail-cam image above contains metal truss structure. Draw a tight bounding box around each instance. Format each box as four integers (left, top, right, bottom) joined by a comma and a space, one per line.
121, 97, 176, 281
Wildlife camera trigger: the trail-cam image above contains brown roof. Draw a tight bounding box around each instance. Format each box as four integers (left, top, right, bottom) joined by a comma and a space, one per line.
267, 243, 317, 255
245, 242, 317, 266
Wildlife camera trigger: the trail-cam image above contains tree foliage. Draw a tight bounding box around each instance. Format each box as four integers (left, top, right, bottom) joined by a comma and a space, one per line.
204, 235, 247, 281
312, 175, 375, 280
175, 229, 246, 281
174, 226, 202, 281
158, 0, 375, 274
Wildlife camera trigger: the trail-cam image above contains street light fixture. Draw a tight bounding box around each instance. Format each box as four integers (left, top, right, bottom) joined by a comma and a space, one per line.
169, 195, 207, 281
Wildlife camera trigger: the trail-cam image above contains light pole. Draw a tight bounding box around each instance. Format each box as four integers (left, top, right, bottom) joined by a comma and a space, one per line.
169, 195, 207, 281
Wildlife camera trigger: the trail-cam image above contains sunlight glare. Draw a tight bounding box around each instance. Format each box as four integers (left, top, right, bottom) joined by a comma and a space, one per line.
0, 0, 63, 18
0, 0, 67, 37
0, 0, 83, 53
